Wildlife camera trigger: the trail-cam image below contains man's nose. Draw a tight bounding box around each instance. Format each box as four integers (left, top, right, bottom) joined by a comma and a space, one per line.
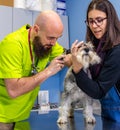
50, 38, 57, 45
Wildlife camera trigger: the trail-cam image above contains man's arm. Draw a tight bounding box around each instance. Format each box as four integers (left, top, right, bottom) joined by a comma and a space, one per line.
4, 56, 65, 98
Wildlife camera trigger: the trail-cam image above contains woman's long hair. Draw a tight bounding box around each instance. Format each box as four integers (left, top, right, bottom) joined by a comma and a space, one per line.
85, 0, 120, 51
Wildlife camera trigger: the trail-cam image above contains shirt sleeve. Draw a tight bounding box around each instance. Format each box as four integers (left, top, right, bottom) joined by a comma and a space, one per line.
0, 37, 23, 78
72, 45, 120, 99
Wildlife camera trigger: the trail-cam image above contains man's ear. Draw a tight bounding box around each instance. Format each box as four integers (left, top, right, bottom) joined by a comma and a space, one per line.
33, 25, 39, 34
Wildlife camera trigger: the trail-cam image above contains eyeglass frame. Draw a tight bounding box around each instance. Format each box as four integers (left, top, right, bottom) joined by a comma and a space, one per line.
85, 17, 107, 27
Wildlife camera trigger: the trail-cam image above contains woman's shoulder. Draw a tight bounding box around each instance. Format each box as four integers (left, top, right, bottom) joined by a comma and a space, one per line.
108, 44, 120, 55
105, 44, 120, 64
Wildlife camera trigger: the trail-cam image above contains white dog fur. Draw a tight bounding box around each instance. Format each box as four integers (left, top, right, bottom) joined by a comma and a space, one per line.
57, 42, 101, 124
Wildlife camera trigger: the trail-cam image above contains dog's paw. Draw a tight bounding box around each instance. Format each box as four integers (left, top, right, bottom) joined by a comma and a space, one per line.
57, 117, 68, 124
85, 115, 96, 124
57, 123, 68, 130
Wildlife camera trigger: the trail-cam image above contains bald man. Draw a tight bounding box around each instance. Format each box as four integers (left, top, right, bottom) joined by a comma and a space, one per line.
0, 10, 71, 129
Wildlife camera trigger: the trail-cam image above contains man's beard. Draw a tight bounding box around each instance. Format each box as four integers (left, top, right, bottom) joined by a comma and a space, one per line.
33, 36, 52, 59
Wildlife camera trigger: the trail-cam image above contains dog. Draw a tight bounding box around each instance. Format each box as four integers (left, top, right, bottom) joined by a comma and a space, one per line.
57, 42, 101, 124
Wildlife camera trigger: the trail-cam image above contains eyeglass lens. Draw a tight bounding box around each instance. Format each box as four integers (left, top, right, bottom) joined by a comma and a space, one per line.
86, 17, 107, 26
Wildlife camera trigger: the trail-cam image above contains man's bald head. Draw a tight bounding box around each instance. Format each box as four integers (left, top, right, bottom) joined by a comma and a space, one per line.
32, 10, 64, 59
34, 10, 63, 32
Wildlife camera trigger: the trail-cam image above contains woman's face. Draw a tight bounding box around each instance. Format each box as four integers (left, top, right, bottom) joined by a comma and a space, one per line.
88, 9, 107, 39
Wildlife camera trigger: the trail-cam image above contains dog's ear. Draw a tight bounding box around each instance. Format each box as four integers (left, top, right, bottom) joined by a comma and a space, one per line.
90, 54, 101, 65
86, 42, 94, 49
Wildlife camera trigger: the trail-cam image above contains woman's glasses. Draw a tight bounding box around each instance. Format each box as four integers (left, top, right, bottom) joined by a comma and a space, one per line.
85, 17, 107, 27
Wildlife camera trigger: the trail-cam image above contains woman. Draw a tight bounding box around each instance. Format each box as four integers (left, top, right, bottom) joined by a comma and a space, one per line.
71, 0, 120, 122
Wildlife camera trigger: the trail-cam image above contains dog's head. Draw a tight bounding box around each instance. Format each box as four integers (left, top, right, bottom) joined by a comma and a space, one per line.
76, 42, 101, 69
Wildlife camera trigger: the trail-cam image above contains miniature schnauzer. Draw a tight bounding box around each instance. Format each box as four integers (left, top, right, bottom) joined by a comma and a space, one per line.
57, 42, 101, 124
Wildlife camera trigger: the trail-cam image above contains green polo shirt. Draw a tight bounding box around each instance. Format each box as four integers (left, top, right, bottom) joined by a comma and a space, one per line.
0, 25, 64, 122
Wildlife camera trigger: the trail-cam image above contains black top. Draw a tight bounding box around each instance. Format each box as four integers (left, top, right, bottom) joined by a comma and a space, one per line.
72, 44, 120, 99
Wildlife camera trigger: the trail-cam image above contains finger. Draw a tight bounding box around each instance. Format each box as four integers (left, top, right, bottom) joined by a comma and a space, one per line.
76, 41, 84, 48
71, 40, 78, 48
58, 62, 64, 68
71, 40, 84, 51
71, 45, 78, 53
60, 64, 64, 69
56, 55, 65, 61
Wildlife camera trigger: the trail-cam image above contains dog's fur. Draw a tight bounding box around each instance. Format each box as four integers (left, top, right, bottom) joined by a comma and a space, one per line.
57, 42, 101, 124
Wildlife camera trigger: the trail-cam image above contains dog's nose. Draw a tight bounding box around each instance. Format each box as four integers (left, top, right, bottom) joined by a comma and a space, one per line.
84, 48, 89, 53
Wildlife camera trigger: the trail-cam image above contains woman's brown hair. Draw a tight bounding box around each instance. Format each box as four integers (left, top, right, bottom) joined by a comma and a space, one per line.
85, 0, 120, 50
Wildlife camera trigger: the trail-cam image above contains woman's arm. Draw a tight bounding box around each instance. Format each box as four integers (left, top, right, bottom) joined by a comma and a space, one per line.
72, 44, 120, 99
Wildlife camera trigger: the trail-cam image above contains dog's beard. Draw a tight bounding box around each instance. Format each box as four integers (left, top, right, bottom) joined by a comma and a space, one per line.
76, 43, 101, 69
77, 53, 90, 69
33, 36, 52, 59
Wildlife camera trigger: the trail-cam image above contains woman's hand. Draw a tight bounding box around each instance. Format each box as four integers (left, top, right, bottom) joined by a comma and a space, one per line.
71, 40, 84, 73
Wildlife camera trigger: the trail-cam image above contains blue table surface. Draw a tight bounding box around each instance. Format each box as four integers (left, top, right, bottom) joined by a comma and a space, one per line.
14, 110, 120, 130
